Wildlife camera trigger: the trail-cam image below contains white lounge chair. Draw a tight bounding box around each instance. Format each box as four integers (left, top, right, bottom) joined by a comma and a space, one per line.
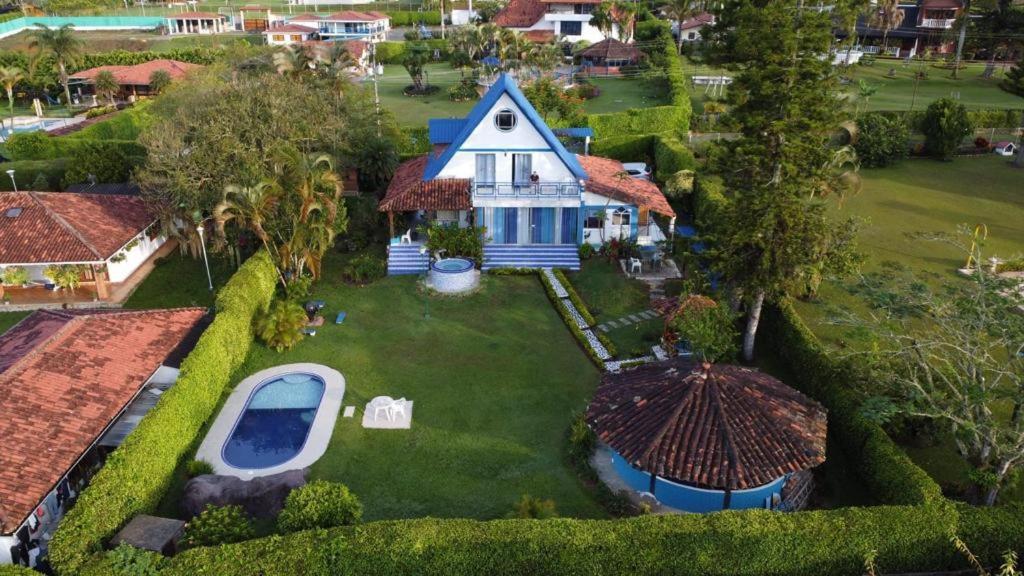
629, 257, 642, 275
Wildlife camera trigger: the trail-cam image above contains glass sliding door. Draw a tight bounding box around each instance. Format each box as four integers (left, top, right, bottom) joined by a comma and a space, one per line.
493, 207, 518, 244
530, 207, 555, 244
512, 153, 532, 186
475, 153, 496, 194
560, 207, 579, 244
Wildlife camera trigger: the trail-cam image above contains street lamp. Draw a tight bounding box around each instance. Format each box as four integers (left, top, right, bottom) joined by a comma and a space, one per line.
5, 169, 15, 193
195, 223, 214, 292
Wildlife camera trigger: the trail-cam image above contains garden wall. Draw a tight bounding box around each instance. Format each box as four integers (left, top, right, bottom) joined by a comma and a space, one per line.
47, 251, 278, 576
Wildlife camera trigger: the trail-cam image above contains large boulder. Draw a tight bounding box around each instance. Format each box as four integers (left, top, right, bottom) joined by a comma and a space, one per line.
182, 469, 308, 519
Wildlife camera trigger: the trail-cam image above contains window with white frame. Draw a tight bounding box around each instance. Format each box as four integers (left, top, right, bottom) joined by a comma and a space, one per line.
494, 108, 517, 132
611, 207, 631, 226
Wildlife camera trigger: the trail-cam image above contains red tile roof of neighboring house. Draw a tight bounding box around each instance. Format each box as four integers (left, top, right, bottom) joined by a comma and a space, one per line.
523, 29, 556, 43
0, 307, 207, 535
379, 155, 471, 212
577, 155, 675, 217
679, 12, 714, 30
344, 39, 368, 61
324, 10, 389, 21
494, 0, 547, 28
70, 59, 201, 86
167, 11, 225, 19
267, 23, 318, 33
578, 38, 642, 62
587, 359, 828, 490
289, 12, 323, 21
0, 192, 156, 264
921, 0, 961, 8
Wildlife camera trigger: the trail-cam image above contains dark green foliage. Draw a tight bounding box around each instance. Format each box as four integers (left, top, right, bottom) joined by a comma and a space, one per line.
421, 223, 485, 264
448, 77, 479, 102
342, 253, 386, 284
106, 543, 166, 576
0, 566, 36, 576
666, 301, 738, 363
523, 77, 586, 127
48, 251, 278, 575
182, 505, 255, 549
653, 135, 697, 182
4, 131, 54, 160
567, 412, 596, 465
509, 495, 558, 519
590, 133, 657, 162
922, 98, 973, 160
61, 140, 146, 185
255, 299, 308, 352
855, 113, 909, 168
1000, 57, 1024, 97
278, 481, 363, 533
539, 270, 612, 368
692, 175, 728, 234
0, 159, 67, 191
185, 459, 214, 478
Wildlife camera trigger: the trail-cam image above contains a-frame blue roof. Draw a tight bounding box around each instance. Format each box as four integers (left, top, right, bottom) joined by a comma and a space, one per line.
428, 118, 467, 145
422, 74, 588, 181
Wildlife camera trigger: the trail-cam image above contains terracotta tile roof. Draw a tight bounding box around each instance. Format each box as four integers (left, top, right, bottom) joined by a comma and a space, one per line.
324, 10, 388, 21
0, 192, 156, 264
679, 12, 714, 30
344, 39, 368, 61
379, 155, 471, 212
578, 38, 642, 61
289, 12, 323, 21
167, 11, 225, 19
70, 59, 201, 86
267, 23, 318, 34
494, 0, 546, 28
523, 29, 556, 43
0, 308, 207, 535
577, 155, 675, 218
587, 359, 827, 490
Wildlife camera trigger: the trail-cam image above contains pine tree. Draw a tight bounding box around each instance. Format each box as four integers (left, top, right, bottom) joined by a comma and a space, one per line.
1000, 56, 1024, 97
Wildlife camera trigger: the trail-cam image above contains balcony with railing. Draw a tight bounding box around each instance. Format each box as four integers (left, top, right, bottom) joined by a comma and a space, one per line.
472, 181, 582, 200
920, 17, 956, 28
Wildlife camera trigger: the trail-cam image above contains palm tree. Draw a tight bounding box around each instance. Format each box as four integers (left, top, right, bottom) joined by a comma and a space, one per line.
869, 0, 905, 54
0, 66, 24, 131
661, 0, 703, 55
148, 69, 172, 94
590, 2, 615, 39
612, 1, 637, 43
272, 45, 314, 77
272, 146, 344, 279
214, 181, 285, 285
27, 24, 83, 108
94, 69, 119, 105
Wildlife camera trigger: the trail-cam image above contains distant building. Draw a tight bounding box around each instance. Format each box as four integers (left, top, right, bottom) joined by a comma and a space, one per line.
69, 59, 202, 100
289, 11, 389, 42
674, 12, 714, 42
840, 0, 966, 58
494, 0, 616, 43
164, 11, 230, 35
578, 37, 642, 76
265, 22, 319, 45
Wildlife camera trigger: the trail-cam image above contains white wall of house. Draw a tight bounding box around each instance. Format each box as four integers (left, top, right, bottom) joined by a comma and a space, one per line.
436, 93, 577, 183
265, 30, 314, 45
582, 191, 632, 244
106, 230, 166, 283
516, 15, 614, 43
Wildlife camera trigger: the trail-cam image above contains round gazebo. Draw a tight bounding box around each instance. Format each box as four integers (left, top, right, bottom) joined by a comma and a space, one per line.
586, 359, 827, 512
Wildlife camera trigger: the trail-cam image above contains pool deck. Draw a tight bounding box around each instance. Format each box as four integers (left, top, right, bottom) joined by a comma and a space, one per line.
195, 363, 345, 480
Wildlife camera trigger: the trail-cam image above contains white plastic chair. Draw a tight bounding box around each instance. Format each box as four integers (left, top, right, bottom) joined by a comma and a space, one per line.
389, 398, 407, 421
370, 396, 395, 421
400, 229, 413, 244
629, 257, 642, 274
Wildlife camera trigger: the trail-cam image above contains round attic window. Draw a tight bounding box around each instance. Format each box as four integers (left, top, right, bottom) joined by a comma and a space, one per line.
495, 108, 517, 132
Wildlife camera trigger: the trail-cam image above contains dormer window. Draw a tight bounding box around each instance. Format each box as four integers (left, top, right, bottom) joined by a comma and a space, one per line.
495, 108, 517, 132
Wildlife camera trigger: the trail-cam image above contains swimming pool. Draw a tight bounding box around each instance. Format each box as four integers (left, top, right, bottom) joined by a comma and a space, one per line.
428, 257, 479, 293
222, 373, 326, 469
0, 119, 71, 138
196, 363, 345, 478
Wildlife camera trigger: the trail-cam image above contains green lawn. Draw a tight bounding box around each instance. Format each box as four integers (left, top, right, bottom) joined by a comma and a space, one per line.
124, 251, 236, 310
374, 64, 476, 127
581, 77, 670, 115
0, 311, 28, 335
216, 258, 605, 521
569, 259, 649, 320
0, 30, 249, 53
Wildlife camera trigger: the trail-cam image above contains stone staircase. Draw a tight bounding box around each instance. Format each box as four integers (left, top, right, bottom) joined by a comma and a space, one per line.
482, 245, 580, 271
386, 243, 429, 276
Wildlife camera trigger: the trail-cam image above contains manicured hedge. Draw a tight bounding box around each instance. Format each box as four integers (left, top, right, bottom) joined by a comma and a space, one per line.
373, 38, 449, 64
875, 108, 1024, 131
539, 270, 610, 368
48, 251, 278, 576
590, 133, 657, 163
147, 506, 980, 576
653, 135, 697, 182
589, 132, 695, 185
385, 10, 442, 26
553, 269, 596, 327
692, 174, 728, 234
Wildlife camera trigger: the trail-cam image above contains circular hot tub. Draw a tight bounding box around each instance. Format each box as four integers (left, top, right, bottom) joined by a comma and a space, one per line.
428, 257, 479, 294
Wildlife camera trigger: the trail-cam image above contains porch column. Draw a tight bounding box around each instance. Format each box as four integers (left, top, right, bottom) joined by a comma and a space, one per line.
387, 212, 395, 238
93, 265, 109, 301
669, 216, 676, 252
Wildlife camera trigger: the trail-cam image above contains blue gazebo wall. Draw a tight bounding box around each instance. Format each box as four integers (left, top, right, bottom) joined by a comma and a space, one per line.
610, 450, 790, 513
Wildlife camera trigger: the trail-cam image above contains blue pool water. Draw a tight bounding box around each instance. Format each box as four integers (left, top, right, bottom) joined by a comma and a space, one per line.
0, 119, 68, 139
431, 258, 473, 272
222, 373, 325, 469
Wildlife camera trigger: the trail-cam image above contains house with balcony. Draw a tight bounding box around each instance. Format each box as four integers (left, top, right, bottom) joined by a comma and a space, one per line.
841, 0, 965, 58
379, 74, 675, 273
290, 11, 389, 42
494, 0, 616, 43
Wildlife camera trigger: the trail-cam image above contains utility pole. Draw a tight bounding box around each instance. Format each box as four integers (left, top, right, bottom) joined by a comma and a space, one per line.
370, 43, 382, 137
440, 0, 446, 39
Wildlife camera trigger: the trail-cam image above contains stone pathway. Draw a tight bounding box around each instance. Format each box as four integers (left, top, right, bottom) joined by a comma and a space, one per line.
596, 309, 659, 333
543, 269, 610, 361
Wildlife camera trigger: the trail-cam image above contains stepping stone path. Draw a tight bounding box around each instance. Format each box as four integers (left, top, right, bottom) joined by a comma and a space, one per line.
543, 269, 610, 361
596, 308, 659, 333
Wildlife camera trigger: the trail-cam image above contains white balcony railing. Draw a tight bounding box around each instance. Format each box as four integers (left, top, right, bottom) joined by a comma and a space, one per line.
920, 18, 955, 28
473, 182, 582, 199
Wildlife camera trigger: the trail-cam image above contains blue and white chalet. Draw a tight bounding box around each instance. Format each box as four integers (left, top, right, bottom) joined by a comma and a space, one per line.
380, 74, 676, 274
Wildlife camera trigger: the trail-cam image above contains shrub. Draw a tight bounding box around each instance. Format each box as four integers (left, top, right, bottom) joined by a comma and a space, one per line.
693, 175, 728, 234
578, 242, 596, 260
185, 459, 214, 478
60, 140, 146, 185
255, 298, 307, 352
342, 253, 386, 284
553, 269, 596, 326
973, 136, 990, 149
539, 270, 608, 368
567, 412, 596, 465
0, 159, 68, 191
854, 113, 909, 168
4, 131, 54, 161
664, 169, 695, 197
448, 77, 478, 102
509, 495, 558, 519
1, 266, 29, 286
85, 104, 118, 119
666, 301, 738, 363
106, 543, 166, 576
48, 251, 277, 575
422, 222, 485, 264
653, 135, 696, 182
44, 264, 81, 291
1000, 56, 1024, 97
922, 98, 972, 160
278, 481, 363, 533
373, 41, 407, 64
590, 133, 656, 163
182, 505, 255, 549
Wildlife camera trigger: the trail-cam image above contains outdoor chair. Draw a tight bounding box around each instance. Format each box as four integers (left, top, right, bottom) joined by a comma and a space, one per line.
370, 396, 395, 422
390, 398, 407, 421
629, 257, 642, 275
400, 229, 413, 244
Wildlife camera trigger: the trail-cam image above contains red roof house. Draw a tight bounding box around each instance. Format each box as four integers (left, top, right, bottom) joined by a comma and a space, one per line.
69, 59, 201, 98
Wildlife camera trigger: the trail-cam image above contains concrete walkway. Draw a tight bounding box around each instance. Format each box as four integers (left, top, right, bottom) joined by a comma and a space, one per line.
596, 309, 659, 333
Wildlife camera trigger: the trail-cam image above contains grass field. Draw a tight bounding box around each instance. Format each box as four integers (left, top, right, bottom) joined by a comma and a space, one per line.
198, 254, 605, 521
568, 259, 665, 357
123, 251, 235, 310
0, 311, 28, 335
0, 29, 250, 53
581, 76, 670, 115
683, 55, 1024, 114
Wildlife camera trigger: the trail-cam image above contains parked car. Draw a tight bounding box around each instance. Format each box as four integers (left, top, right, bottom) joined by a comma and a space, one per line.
622, 162, 651, 180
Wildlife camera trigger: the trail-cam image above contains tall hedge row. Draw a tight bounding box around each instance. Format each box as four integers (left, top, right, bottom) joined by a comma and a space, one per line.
373, 38, 449, 64
589, 132, 695, 184
385, 10, 442, 26
147, 506, 976, 576
692, 174, 728, 233
48, 251, 278, 576
874, 108, 1024, 130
